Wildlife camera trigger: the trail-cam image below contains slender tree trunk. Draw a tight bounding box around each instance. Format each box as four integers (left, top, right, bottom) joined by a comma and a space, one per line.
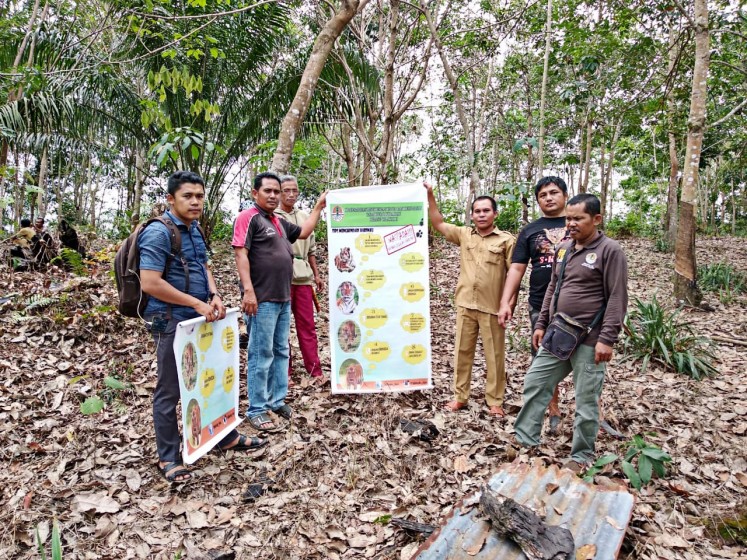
600, 119, 622, 223
421, 0, 480, 222
132, 145, 145, 224
665, 33, 680, 251
581, 119, 593, 193
271, 0, 368, 175
674, 0, 709, 306
537, 0, 553, 177
35, 143, 49, 217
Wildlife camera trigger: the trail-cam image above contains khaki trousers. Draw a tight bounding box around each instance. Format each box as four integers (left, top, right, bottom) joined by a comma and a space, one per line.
453, 306, 506, 406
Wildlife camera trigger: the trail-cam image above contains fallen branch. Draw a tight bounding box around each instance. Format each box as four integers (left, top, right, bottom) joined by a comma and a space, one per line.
479, 486, 574, 560
711, 335, 747, 347
390, 517, 435, 535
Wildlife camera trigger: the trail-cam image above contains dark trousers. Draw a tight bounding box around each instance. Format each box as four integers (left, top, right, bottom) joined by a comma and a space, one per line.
152, 323, 238, 463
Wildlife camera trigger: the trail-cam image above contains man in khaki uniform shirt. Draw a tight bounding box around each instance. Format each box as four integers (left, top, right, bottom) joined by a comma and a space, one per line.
424, 183, 515, 417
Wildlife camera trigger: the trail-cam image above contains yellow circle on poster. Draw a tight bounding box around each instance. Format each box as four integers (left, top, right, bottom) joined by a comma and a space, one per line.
223, 366, 235, 393
355, 233, 383, 254
359, 308, 388, 329
197, 322, 214, 351
200, 368, 216, 397
400, 313, 426, 333
221, 327, 236, 352
400, 282, 425, 302
363, 341, 391, 362
399, 252, 425, 272
402, 344, 427, 364
358, 270, 386, 290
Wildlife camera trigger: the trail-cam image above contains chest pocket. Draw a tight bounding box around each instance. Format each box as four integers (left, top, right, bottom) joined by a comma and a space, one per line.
486, 245, 504, 264
464, 241, 479, 261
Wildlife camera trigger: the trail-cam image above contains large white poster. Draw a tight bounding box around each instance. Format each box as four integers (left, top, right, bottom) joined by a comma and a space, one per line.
174, 309, 242, 464
327, 183, 432, 393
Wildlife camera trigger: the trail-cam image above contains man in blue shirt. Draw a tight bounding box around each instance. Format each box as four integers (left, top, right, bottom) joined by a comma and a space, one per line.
139, 171, 266, 483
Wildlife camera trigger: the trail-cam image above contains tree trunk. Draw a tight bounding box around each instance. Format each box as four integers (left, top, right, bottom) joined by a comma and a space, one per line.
581, 119, 593, 193
132, 145, 145, 224
665, 26, 680, 251
35, 143, 49, 217
674, 0, 709, 306
600, 119, 622, 223
537, 0, 553, 178
421, 0, 480, 222
271, 0, 367, 175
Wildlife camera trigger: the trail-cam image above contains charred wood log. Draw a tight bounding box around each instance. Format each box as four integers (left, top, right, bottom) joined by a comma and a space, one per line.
479, 485, 574, 560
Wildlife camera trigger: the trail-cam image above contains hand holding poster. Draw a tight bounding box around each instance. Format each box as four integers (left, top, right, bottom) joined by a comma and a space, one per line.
327, 183, 432, 393
174, 309, 242, 464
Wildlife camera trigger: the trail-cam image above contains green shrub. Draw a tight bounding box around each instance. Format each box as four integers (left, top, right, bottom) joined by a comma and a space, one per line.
653, 234, 673, 253
314, 218, 328, 244
583, 435, 672, 489
605, 212, 658, 238
623, 296, 717, 380
698, 262, 746, 303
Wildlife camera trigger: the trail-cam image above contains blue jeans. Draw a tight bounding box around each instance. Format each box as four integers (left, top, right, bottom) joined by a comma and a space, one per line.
246, 301, 291, 418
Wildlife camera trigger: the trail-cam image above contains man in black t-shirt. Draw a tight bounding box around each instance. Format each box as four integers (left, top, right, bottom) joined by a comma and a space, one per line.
498, 176, 569, 432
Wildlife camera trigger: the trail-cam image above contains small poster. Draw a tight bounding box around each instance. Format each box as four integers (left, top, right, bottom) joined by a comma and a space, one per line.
174, 308, 242, 464
327, 183, 432, 393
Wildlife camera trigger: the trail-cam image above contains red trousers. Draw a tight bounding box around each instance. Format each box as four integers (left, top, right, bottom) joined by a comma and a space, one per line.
289, 284, 322, 377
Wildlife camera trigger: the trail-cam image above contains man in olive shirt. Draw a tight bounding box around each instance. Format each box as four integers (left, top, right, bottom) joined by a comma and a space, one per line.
424, 183, 515, 417
514, 194, 628, 468
275, 175, 323, 378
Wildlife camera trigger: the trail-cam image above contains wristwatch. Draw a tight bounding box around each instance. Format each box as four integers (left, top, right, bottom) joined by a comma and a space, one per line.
208, 292, 220, 301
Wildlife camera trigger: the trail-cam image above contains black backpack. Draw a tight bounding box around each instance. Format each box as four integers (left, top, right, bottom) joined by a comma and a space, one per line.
113, 216, 205, 318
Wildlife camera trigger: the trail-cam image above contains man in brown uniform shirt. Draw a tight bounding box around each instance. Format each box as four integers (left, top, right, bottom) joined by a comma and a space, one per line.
514, 194, 628, 467
424, 183, 515, 416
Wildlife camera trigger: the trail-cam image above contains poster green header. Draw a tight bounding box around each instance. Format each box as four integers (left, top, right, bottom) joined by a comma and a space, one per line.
329, 203, 424, 228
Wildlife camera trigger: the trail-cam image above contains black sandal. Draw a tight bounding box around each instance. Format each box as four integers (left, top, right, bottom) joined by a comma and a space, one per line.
272, 404, 292, 420
220, 434, 268, 452
248, 412, 277, 432
159, 461, 192, 483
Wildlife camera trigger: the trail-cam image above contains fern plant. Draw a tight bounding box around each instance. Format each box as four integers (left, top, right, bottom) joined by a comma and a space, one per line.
51, 248, 86, 275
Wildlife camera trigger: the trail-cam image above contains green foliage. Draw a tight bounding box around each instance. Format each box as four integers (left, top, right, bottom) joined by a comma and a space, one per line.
22, 294, 59, 312
583, 436, 672, 490
623, 296, 718, 380
209, 210, 234, 241
314, 219, 328, 244
652, 234, 673, 253
604, 212, 657, 238
36, 517, 63, 560
80, 396, 105, 415
51, 248, 86, 275
698, 262, 746, 304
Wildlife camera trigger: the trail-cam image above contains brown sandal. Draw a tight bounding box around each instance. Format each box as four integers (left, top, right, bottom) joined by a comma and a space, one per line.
444, 400, 467, 412
488, 406, 506, 417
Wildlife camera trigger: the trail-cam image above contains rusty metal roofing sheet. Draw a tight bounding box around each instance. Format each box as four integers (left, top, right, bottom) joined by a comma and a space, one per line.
413, 460, 635, 560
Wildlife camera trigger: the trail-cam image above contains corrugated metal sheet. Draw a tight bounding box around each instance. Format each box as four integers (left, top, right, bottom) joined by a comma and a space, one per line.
413, 460, 634, 560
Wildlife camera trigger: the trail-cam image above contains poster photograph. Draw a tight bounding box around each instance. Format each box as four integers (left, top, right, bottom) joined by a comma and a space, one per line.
327, 183, 432, 394
174, 309, 242, 464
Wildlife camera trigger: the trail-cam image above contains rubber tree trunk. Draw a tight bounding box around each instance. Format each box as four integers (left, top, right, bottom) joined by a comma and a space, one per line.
271, 0, 367, 175
664, 24, 680, 250
674, 0, 709, 306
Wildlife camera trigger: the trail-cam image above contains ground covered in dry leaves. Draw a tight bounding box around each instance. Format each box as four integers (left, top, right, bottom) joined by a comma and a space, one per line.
0, 236, 745, 560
